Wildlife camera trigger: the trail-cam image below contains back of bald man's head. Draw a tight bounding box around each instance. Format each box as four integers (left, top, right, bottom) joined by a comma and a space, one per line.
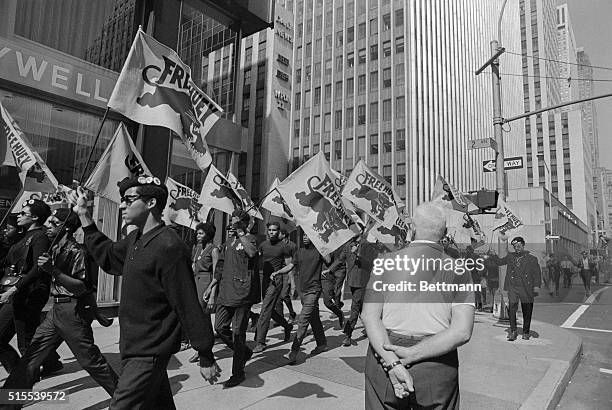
412, 202, 447, 241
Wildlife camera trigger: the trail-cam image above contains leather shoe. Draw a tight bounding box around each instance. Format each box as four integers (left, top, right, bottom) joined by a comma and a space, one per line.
522, 332, 531, 340
40, 361, 63, 378
311, 344, 328, 355
342, 335, 351, 347
286, 350, 298, 365
507, 330, 518, 341
223, 373, 246, 388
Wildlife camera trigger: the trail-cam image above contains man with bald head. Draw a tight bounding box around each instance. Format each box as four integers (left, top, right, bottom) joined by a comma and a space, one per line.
362, 202, 475, 409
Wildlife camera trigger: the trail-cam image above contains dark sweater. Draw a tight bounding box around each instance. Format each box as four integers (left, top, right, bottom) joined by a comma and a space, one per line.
83, 223, 215, 366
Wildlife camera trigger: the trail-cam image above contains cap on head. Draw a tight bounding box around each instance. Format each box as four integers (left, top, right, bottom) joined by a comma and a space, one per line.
511, 237, 525, 245
118, 175, 168, 211
52, 208, 81, 233
23, 199, 51, 223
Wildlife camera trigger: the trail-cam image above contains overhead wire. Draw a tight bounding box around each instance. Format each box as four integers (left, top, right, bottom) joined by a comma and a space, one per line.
504, 50, 612, 72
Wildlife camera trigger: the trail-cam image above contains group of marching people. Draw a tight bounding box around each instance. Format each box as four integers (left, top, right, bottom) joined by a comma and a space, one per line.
0, 174, 390, 409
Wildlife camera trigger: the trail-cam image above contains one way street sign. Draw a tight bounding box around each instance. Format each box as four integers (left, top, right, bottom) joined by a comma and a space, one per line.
482, 156, 524, 173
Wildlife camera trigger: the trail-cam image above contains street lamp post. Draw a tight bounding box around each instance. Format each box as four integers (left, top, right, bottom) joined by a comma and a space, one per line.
537, 154, 553, 254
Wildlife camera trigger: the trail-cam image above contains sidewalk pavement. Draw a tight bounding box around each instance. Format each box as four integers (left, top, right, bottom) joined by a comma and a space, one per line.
0, 301, 581, 410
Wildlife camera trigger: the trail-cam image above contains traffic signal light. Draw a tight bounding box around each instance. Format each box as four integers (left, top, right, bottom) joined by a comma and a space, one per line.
466, 189, 499, 213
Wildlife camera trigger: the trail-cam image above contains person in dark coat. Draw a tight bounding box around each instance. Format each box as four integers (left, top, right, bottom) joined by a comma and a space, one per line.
0, 200, 62, 374
2, 208, 118, 400
342, 235, 386, 346
490, 236, 542, 341
70, 177, 220, 409
0, 214, 26, 264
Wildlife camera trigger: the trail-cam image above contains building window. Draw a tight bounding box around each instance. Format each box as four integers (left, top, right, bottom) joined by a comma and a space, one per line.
383, 68, 391, 88
304, 89, 311, 108
347, 52, 354, 67
335, 55, 343, 72
370, 18, 378, 35
396, 96, 405, 118
370, 102, 378, 123
296, 68, 301, 83
382, 13, 391, 31
346, 77, 354, 97
325, 59, 332, 76
397, 163, 406, 185
395, 8, 404, 26
347, 26, 354, 43
334, 140, 342, 160
370, 70, 378, 91
383, 99, 391, 121
336, 30, 343, 47
243, 68, 251, 87
358, 74, 366, 94
334, 110, 342, 129
324, 113, 331, 132
358, 22, 366, 39
383, 41, 391, 58
395, 36, 404, 54
306, 42, 312, 58
346, 138, 354, 158
358, 48, 366, 65
323, 142, 330, 160
303, 118, 310, 136
358, 104, 366, 125
295, 92, 301, 110
396, 63, 405, 86
383, 165, 391, 183
313, 143, 320, 154
346, 107, 354, 128
313, 87, 321, 106
383, 131, 392, 152
294, 120, 300, 138
335, 81, 342, 100
305, 65, 311, 82
325, 34, 332, 49
325, 83, 332, 102
370, 44, 378, 61
396, 129, 405, 151
370, 133, 379, 154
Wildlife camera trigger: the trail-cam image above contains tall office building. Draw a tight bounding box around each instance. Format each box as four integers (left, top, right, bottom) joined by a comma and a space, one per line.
519, 0, 595, 243
288, 0, 526, 212
603, 168, 612, 238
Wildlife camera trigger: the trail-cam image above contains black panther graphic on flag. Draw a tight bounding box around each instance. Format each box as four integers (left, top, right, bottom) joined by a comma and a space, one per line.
199, 164, 243, 216
108, 29, 218, 171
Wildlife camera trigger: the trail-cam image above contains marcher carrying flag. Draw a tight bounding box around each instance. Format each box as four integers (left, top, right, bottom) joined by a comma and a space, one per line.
107, 28, 219, 171
84, 123, 151, 204
277, 152, 355, 256
0, 102, 58, 193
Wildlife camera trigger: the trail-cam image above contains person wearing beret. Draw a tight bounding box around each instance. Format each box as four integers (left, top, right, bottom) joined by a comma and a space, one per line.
69, 176, 220, 409
2, 208, 118, 399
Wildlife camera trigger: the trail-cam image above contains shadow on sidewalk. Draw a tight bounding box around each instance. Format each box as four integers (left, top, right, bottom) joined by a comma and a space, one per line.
268, 381, 337, 399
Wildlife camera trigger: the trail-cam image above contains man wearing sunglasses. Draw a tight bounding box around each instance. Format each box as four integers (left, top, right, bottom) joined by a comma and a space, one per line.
489, 237, 542, 341
69, 176, 220, 409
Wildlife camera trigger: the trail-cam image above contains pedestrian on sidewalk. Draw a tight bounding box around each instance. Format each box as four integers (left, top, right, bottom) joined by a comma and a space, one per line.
547, 253, 561, 297
489, 237, 542, 341
579, 250, 596, 296
207, 210, 259, 387
252, 221, 294, 353
362, 203, 475, 409
189, 222, 220, 363
286, 232, 331, 365
560, 256, 574, 288
0, 199, 62, 375
70, 177, 220, 409
342, 235, 386, 347
2, 208, 118, 399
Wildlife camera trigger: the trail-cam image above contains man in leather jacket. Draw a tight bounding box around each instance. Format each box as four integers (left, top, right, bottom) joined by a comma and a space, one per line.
3, 208, 118, 398
489, 237, 542, 341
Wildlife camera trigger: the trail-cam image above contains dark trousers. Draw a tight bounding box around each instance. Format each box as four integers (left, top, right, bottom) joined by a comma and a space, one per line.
562, 268, 572, 288
365, 335, 459, 410
508, 291, 534, 334
0, 288, 60, 372
334, 271, 346, 307
344, 286, 365, 337
215, 304, 252, 377
279, 272, 296, 316
321, 277, 343, 319
550, 269, 560, 293
580, 269, 592, 292
256, 277, 290, 344
110, 355, 173, 410
291, 291, 326, 351
3, 301, 118, 396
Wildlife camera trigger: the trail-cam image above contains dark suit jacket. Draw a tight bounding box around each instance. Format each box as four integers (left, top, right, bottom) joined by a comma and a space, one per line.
492, 251, 542, 302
